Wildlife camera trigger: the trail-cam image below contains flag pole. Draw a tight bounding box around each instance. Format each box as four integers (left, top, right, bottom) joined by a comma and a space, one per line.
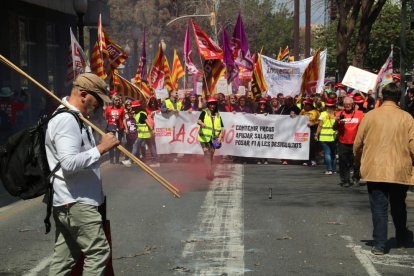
0, 54, 180, 198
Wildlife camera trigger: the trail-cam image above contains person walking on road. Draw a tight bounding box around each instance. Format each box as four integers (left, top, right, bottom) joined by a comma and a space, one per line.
45, 73, 120, 275
354, 83, 414, 255
334, 96, 364, 187
198, 97, 223, 180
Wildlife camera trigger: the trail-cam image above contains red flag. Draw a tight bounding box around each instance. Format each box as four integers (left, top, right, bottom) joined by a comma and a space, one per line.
191, 20, 223, 60
149, 44, 165, 90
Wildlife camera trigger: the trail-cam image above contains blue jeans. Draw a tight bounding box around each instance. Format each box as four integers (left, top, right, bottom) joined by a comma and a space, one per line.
320, 141, 336, 172
132, 137, 158, 163
367, 182, 409, 250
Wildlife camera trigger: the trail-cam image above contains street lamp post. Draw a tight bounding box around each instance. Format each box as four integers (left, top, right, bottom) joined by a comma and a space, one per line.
73, 0, 88, 49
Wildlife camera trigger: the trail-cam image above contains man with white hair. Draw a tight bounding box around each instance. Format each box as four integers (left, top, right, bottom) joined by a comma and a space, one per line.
334, 96, 364, 187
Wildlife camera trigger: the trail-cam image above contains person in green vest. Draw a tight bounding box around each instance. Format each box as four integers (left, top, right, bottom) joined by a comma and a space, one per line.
161, 90, 182, 114
197, 97, 224, 180
130, 101, 160, 167
315, 98, 337, 175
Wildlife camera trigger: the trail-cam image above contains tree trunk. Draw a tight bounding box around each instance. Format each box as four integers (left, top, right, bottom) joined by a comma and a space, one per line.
335, 0, 361, 80
352, 0, 387, 69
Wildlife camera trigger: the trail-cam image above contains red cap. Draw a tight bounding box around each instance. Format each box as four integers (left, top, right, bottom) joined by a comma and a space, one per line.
325, 98, 337, 107
393, 74, 401, 81
259, 98, 267, 104
334, 83, 345, 88
353, 95, 364, 104
131, 100, 141, 107
207, 97, 218, 104
303, 98, 313, 104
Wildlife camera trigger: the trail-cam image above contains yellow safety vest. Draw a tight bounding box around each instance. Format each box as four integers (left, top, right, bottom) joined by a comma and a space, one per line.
135, 111, 151, 139
319, 111, 336, 142
198, 110, 222, 143
165, 98, 182, 111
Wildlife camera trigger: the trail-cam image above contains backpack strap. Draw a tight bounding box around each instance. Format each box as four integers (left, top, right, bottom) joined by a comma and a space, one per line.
44, 163, 61, 234
43, 107, 88, 234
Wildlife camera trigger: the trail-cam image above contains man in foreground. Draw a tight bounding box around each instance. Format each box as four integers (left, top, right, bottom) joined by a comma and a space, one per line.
354, 82, 414, 255
45, 73, 120, 275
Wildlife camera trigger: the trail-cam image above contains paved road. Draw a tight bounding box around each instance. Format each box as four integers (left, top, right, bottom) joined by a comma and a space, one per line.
0, 159, 414, 275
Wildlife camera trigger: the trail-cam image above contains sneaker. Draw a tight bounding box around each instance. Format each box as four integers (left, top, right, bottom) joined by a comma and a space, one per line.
325, 171, 333, 175
371, 246, 385, 255
264, 161, 268, 165
282, 161, 288, 165
343, 182, 352, 188
257, 161, 262, 165
122, 160, 132, 167
311, 161, 317, 167
302, 162, 308, 166
150, 162, 160, 168
173, 157, 178, 163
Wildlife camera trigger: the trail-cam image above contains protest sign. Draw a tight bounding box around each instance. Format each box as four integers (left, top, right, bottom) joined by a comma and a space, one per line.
261, 50, 326, 97
215, 77, 232, 95
196, 82, 203, 95
341, 66, 377, 93
155, 88, 169, 100
154, 112, 310, 160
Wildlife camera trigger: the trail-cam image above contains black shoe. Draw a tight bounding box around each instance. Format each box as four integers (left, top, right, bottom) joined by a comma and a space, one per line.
371, 246, 385, 255
343, 182, 351, 188
397, 230, 414, 248
352, 178, 360, 186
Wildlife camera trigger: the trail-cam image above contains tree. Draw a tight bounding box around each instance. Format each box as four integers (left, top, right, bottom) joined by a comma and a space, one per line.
333, 0, 387, 79
106, 0, 294, 64
314, 0, 410, 78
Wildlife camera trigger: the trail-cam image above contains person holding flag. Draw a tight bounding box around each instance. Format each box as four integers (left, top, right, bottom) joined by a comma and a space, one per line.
198, 97, 224, 180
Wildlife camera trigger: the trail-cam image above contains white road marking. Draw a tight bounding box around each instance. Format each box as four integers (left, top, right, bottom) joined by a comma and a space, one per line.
181, 164, 245, 275
341, 235, 381, 276
21, 255, 52, 276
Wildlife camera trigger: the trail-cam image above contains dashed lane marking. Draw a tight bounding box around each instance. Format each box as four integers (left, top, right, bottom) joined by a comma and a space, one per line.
180, 164, 245, 275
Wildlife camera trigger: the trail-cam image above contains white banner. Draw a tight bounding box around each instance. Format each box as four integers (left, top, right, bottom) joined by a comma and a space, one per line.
261, 50, 327, 97
342, 65, 378, 93
154, 112, 310, 160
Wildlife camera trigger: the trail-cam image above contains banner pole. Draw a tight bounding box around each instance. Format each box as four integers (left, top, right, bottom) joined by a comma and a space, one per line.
0, 54, 180, 198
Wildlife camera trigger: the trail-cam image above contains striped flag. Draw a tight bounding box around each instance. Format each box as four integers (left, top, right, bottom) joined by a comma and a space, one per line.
300, 49, 321, 95
252, 52, 268, 93
162, 55, 173, 91
191, 20, 223, 60
112, 71, 147, 100
171, 49, 185, 90
97, 14, 127, 76
202, 59, 225, 96
277, 46, 290, 62
90, 41, 107, 79
134, 28, 147, 83
65, 27, 87, 85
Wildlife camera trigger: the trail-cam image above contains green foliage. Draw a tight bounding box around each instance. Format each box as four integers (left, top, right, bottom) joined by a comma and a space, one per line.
106, 0, 294, 62
313, 1, 414, 76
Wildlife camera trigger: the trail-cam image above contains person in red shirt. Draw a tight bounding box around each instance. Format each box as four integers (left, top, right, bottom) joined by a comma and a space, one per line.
334, 96, 364, 187
104, 94, 125, 164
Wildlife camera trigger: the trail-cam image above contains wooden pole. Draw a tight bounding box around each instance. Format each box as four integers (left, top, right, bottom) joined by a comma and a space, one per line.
0, 54, 180, 198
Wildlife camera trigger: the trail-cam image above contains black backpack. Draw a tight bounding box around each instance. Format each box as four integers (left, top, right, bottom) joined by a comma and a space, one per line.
0, 108, 83, 232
